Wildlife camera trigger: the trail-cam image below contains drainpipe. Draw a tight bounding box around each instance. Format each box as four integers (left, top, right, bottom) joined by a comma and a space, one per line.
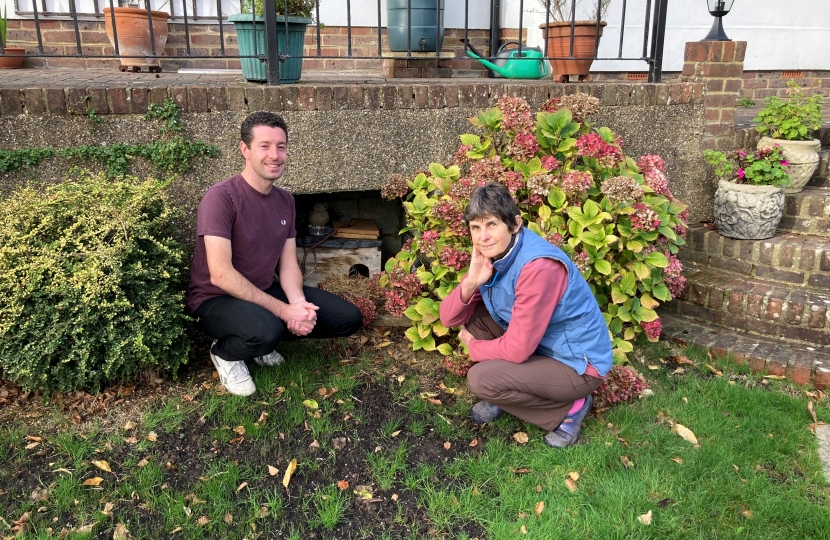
489, 0, 500, 78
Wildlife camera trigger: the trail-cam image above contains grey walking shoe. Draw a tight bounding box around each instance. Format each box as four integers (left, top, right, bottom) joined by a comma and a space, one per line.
210, 340, 256, 396
471, 401, 505, 424
544, 395, 592, 448
253, 349, 285, 367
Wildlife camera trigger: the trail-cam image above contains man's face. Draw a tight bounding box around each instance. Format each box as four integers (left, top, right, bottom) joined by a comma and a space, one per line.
240, 125, 288, 182
468, 214, 518, 259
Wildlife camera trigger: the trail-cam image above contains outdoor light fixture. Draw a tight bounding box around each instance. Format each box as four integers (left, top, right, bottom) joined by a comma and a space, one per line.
703, 0, 735, 41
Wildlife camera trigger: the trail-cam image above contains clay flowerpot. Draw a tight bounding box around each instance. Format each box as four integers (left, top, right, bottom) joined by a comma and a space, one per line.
713, 179, 785, 240
103, 7, 169, 72
0, 47, 26, 69
757, 136, 820, 194
540, 20, 606, 83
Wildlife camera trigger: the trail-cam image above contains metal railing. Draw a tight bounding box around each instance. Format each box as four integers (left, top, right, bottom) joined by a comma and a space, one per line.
12, 0, 668, 84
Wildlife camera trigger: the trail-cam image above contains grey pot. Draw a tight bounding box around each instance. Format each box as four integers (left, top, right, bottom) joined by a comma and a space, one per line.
713, 179, 785, 240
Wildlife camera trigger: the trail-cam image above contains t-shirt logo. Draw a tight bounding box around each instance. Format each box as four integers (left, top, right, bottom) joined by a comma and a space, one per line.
281, 220, 286, 225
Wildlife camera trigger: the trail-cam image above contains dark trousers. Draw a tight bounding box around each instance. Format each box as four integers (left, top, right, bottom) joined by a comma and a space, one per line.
465, 303, 603, 431
193, 282, 362, 362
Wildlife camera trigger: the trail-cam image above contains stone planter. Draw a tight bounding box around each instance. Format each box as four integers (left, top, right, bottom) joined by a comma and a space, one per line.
757, 136, 820, 194
713, 179, 785, 240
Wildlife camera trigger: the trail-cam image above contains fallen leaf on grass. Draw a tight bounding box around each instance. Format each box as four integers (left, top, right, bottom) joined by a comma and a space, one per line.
564, 478, 577, 492
671, 423, 700, 447
25, 435, 42, 442
443, 441, 452, 450
391, 430, 401, 437
391, 493, 399, 501
268, 465, 279, 476
256, 411, 269, 424
309, 440, 320, 449
83, 477, 104, 486
302, 399, 319, 410
508, 467, 530, 474
742, 509, 754, 519
764, 375, 786, 380
536, 485, 542, 492
137, 458, 149, 467
354, 485, 375, 499
513, 432, 529, 444
469, 438, 479, 447
568, 471, 580, 482
396, 375, 405, 383
146, 432, 158, 442
113, 523, 131, 540
183, 506, 192, 517
258, 506, 270, 518
673, 367, 686, 375
25, 441, 40, 450
520, 525, 528, 534
283, 459, 297, 488
638, 510, 652, 525
657, 498, 674, 507
123, 437, 138, 445
534, 501, 545, 517
337, 480, 349, 490
92, 460, 111, 473
166, 461, 177, 471
647, 365, 659, 371
808, 401, 818, 423
332, 437, 347, 451
705, 364, 723, 377
29, 488, 49, 503
224, 513, 233, 524
428, 398, 443, 406
75, 523, 95, 534
236, 482, 248, 493
123, 421, 137, 431
671, 355, 694, 365
197, 516, 210, 526
233, 426, 246, 436
169, 527, 182, 534
620, 455, 635, 468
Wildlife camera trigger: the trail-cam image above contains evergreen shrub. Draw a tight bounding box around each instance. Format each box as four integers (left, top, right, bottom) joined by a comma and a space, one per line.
0, 172, 192, 392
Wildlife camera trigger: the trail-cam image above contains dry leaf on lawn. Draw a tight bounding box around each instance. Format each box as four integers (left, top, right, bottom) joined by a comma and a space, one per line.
742, 509, 754, 519
25, 435, 42, 442
671, 355, 694, 365
391, 493, 399, 501
513, 432, 529, 444
808, 401, 818, 423
428, 398, 442, 406
508, 467, 530, 474
332, 437, 347, 451
303, 399, 319, 410
268, 465, 279, 476
137, 458, 149, 467
443, 441, 452, 450
123, 437, 138, 445
233, 425, 246, 436
671, 457, 683, 465
469, 437, 479, 447
672, 423, 699, 447
620, 455, 635, 468
520, 525, 528, 534
92, 460, 111, 473
568, 471, 580, 482
75, 523, 95, 534
224, 513, 233, 524
309, 440, 320, 449
113, 523, 130, 540
146, 432, 158, 442
638, 510, 652, 525
534, 501, 545, 517
236, 482, 248, 493
705, 364, 723, 377
83, 477, 104, 486
283, 459, 297, 488
257, 411, 269, 424
564, 478, 577, 492
123, 421, 136, 431
197, 516, 210, 526
25, 442, 40, 449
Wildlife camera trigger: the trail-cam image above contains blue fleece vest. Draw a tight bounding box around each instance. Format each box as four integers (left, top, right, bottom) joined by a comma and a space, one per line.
480, 228, 613, 376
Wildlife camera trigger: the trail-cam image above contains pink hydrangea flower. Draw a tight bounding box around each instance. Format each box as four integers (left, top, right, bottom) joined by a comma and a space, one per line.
641, 318, 662, 341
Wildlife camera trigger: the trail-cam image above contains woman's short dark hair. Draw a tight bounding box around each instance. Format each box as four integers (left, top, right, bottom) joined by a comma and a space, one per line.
241, 111, 288, 147
463, 181, 521, 232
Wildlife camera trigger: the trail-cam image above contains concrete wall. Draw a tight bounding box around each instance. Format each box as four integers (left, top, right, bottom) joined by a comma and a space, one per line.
0, 81, 710, 253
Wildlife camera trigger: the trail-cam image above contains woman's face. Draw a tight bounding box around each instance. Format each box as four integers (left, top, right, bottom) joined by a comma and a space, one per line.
468, 214, 520, 259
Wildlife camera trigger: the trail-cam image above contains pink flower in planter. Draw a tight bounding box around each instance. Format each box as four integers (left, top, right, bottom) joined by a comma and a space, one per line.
737, 169, 745, 179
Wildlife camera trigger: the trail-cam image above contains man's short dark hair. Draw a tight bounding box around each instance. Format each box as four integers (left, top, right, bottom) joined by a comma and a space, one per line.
241, 111, 288, 147
463, 181, 521, 232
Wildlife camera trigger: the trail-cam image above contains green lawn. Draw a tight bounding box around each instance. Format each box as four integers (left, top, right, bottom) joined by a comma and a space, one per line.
1, 335, 828, 539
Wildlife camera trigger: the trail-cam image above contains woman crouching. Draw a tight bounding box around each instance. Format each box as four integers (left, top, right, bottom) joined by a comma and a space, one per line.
439, 181, 613, 447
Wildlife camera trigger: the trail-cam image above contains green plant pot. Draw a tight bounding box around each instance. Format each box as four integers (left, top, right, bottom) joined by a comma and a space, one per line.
229, 14, 311, 83
387, 0, 444, 52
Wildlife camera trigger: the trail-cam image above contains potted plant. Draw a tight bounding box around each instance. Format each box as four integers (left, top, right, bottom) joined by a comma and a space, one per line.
0, 6, 26, 69
230, 0, 315, 83
537, 0, 611, 82
754, 80, 823, 193
704, 145, 791, 240
103, 0, 169, 73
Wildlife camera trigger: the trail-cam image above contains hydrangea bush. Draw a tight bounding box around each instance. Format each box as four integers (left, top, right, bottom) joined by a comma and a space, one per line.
379, 95, 688, 374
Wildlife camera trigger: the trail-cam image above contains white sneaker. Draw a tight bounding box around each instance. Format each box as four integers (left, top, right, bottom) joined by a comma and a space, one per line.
210, 341, 256, 396
254, 350, 285, 367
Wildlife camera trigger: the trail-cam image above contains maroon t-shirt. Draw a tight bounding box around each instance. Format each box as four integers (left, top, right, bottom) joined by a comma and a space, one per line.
187, 174, 296, 312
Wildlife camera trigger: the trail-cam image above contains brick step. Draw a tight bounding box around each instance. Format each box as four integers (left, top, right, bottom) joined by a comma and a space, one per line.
665, 265, 829, 346
807, 148, 830, 188
778, 185, 830, 237
680, 223, 829, 288
658, 312, 830, 390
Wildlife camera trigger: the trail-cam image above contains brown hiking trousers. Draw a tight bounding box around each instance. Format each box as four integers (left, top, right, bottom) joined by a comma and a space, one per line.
465, 303, 604, 431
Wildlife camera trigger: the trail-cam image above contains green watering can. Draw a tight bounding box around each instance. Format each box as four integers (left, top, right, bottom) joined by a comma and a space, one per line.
461, 39, 547, 80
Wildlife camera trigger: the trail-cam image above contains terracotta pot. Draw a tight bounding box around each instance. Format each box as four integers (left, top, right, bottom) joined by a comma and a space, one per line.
540, 20, 606, 83
713, 179, 785, 240
0, 47, 26, 69
103, 7, 169, 72
757, 136, 820, 194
